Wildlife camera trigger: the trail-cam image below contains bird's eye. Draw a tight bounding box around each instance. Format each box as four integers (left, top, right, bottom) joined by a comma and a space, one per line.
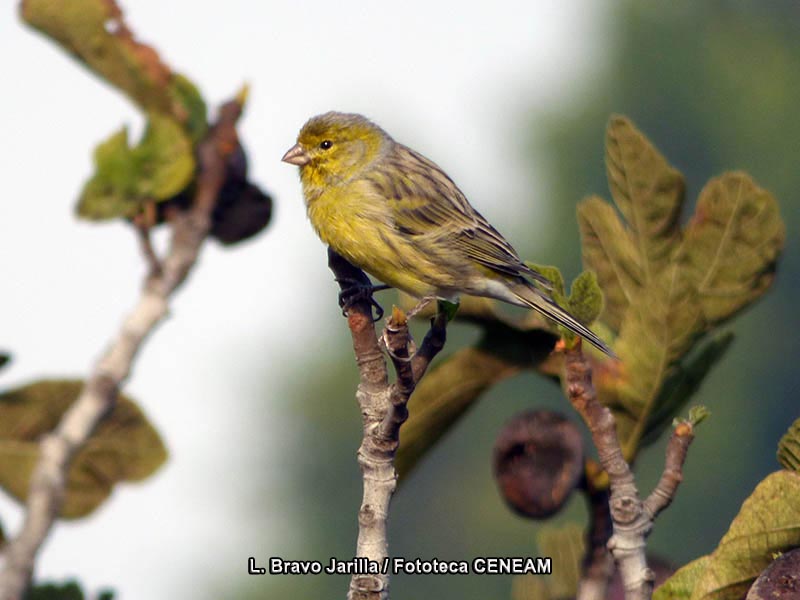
320, 140, 333, 150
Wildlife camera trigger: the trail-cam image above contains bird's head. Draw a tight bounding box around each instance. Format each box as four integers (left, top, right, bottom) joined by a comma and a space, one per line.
282, 112, 389, 191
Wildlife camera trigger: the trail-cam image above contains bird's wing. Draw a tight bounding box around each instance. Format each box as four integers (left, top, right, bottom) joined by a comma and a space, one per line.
368, 144, 551, 287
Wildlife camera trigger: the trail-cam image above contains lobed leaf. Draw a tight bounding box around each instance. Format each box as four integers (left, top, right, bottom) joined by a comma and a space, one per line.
577, 196, 642, 331
77, 114, 194, 220
615, 263, 704, 415
654, 470, 800, 600
585, 119, 784, 458
605, 115, 685, 282
778, 416, 800, 472
0, 380, 167, 519
682, 172, 785, 325
641, 333, 733, 447
75, 127, 138, 220
135, 113, 195, 199
567, 270, 604, 326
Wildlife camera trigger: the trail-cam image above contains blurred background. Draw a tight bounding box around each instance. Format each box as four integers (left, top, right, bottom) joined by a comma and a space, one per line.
1, 1, 798, 598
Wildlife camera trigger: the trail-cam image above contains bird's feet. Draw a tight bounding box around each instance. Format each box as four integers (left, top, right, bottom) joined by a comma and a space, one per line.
336, 279, 391, 322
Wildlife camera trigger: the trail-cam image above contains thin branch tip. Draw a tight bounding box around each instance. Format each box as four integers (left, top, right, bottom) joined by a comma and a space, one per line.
389, 305, 407, 327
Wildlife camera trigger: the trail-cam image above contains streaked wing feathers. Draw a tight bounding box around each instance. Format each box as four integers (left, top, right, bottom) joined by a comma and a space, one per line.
369, 144, 551, 287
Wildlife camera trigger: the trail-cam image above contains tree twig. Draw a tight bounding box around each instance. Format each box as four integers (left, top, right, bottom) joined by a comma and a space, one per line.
643, 422, 695, 520
0, 96, 245, 600
410, 311, 447, 382
565, 341, 696, 600
328, 249, 447, 600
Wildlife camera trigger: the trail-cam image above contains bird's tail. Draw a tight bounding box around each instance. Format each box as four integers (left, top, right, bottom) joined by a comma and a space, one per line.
511, 282, 615, 358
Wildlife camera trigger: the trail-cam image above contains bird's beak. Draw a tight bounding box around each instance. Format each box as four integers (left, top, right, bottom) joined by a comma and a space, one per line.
281, 143, 311, 166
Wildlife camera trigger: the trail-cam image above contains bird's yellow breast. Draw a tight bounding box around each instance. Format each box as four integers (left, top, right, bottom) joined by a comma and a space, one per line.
305, 180, 436, 297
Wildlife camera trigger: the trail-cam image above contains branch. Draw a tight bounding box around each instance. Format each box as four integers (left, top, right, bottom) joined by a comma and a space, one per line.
410, 311, 447, 382
643, 423, 695, 520
380, 307, 415, 440
565, 341, 695, 600
577, 462, 614, 600
0, 96, 244, 600
327, 250, 447, 600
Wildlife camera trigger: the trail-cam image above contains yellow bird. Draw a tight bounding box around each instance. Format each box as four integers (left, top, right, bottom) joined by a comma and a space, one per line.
282, 112, 612, 356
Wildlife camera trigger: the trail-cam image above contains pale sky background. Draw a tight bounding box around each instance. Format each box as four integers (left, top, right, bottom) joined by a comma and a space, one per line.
1, 2, 609, 597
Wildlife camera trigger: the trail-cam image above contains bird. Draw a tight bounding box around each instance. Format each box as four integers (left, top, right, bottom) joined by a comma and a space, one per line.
282, 111, 613, 356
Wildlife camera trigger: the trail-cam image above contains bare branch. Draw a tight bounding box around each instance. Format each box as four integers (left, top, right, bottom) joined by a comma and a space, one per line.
328, 250, 447, 600
0, 96, 245, 600
565, 341, 696, 600
380, 308, 415, 441
410, 311, 447, 382
577, 462, 614, 600
643, 422, 694, 520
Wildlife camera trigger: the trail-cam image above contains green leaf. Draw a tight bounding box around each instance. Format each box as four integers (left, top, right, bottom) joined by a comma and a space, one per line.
654, 556, 710, 600
673, 405, 710, 428
605, 115, 685, 283
686, 405, 710, 427
567, 270, 604, 326
24, 582, 83, 600
23, 579, 114, 600
577, 195, 642, 331
521, 264, 597, 343
135, 113, 195, 199
0, 380, 168, 519
583, 120, 784, 460
77, 127, 138, 220
682, 172, 785, 325
77, 114, 194, 220
535, 523, 585, 599
167, 74, 208, 143
24, 581, 84, 600
654, 470, 800, 600
778, 417, 800, 472
615, 263, 704, 413
641, 333, 733, 447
